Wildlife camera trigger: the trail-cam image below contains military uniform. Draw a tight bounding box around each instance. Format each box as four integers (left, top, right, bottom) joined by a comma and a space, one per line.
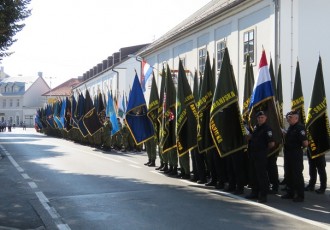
145, 136, 157, 166
282, 116, 307, 201
246, 111, 274, 203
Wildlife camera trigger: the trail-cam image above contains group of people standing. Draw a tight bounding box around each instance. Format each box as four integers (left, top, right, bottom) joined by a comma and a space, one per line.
143, 109, 327, 204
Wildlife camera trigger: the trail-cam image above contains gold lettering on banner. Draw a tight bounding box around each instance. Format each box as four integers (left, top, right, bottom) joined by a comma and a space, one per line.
307, 97, 327, 122
177, 110, 187, 127
197, 91, 212, 107
243, 98, 250, 111
210, 119, 222, 144
149, 100, 159, 110
211, 91, 236, 113
291, 96, 304, 107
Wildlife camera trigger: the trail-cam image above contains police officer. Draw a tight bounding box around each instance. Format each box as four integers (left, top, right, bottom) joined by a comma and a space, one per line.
246, 111, 275, 203
281, 110, 308, 202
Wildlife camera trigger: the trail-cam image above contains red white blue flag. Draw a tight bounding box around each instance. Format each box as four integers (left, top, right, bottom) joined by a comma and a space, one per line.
141, 60, 153, 92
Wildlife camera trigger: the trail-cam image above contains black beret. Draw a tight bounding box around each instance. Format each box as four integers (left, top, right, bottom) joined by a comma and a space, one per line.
256, 111, 266, 117
286, 110, 298, 117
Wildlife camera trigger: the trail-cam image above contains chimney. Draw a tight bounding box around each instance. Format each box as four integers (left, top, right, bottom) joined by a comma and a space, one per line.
38, 72, 43, 77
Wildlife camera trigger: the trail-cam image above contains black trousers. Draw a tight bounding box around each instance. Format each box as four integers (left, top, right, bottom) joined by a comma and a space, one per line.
285, 150, 304, 198
206, 148, 226, 184
193, 148, 207, 181
249, 150, 268, 197
307, 154, 327, 189
267, 154, 279, 189
227, 150, 246, 190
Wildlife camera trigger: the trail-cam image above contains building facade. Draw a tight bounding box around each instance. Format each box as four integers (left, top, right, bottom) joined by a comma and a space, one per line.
0, 74, 50, 127
137, 0, 330, 115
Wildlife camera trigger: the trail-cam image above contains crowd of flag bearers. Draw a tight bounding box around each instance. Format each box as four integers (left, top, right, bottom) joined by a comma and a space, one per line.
35, 47, 330, 204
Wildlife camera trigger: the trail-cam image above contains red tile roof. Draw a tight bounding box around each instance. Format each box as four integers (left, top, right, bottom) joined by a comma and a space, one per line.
42, 78, 82, 96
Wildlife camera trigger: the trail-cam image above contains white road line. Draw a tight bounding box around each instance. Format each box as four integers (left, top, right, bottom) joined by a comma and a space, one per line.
21, 173, 31, 180
7, 155, 24, 172
28, 182, 38, 189
35, 191, 49, 203
0, 144, 70, 229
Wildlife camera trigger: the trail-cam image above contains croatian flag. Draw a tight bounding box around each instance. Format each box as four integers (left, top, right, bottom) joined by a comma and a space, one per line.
248, 49, 283, 155
248, 50, 274, 110
141, 60, 153, 92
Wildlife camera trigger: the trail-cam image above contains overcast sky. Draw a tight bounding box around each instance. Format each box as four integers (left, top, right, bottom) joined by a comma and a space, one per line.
0, 0, 211, 88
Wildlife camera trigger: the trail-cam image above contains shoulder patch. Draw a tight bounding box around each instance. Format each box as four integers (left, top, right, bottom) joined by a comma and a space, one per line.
267, 131, 273, 137
300, 130, 306, 136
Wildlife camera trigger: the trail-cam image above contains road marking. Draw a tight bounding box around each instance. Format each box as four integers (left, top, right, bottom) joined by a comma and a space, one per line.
0, 144, 71, 230
28, 182, 38, 189
21, 173, 31, 180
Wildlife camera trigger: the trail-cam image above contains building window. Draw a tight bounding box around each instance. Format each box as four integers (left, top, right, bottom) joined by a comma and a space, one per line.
217, 41, 226, 71
198, 48, 207, 74
3, 99, 6, 108
16, 99, 20, 107
243, 30, 255, 63
9, 99, 13, 107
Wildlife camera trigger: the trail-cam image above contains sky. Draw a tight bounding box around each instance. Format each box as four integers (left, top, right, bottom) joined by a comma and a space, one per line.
0, 0, 211, 88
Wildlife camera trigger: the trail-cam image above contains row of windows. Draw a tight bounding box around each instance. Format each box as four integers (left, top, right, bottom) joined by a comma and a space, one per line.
2, 99, 20, 108
199, 29, 255, 74
0, 85, 22, 93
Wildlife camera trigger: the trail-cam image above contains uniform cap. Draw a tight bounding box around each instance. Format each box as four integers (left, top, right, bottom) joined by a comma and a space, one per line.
256, 111, 266, 117
286, 110, 298, 117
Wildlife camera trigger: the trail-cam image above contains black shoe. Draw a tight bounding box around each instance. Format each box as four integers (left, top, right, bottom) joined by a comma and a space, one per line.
160, 164, 168, 172
245, 193, 258, 199
293, 197, 304, 202
281, 194, 294, 199
305, 185, 315, 191
144, 159, 151, 166
215, 182, 225, 189
197, 179, 207, 184
164, 166, 173, 174
180, 174, 191, 180
169, 167, 178, 176
258, 196, 267, 203
315, 188, 325, 194
155, 163, 164, 170
148, 161, 156, 167
205, 181, 217, 186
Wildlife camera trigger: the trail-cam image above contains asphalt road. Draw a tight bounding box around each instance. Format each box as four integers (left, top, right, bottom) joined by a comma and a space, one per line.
0, 128, 329, 230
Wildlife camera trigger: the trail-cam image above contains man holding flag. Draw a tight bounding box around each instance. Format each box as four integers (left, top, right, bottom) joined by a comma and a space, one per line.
246, 49, 281, 203
305, 57, 330, 194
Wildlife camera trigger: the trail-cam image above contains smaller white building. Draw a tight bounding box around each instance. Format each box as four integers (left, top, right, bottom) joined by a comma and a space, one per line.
0, 74, 50, 127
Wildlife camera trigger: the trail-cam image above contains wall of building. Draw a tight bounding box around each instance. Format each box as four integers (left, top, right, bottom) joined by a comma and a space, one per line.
143, 0, 275, 109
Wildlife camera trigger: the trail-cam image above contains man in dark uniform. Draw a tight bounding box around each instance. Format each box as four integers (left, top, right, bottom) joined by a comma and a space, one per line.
281, 110, 308, 202
246, 111, 275, 203
305, 153, 327, 194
